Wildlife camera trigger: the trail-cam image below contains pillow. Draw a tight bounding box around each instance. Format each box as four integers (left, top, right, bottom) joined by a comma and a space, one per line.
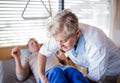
20, 48, 31, 60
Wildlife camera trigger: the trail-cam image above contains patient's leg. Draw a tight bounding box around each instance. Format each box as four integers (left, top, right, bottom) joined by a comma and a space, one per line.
63, 66, 89, 83
45, 66, 69, 83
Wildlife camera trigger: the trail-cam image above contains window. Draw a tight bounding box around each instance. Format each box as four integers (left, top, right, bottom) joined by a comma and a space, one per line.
64, 0, 112, 36
0, 0, 112, 47
0, 0, 58, 47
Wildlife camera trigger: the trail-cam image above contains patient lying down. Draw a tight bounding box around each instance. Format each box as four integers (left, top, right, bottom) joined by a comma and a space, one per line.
11, 38, 89, 83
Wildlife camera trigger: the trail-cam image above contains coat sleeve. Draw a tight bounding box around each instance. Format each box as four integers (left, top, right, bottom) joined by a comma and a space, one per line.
39, 37, 59, 57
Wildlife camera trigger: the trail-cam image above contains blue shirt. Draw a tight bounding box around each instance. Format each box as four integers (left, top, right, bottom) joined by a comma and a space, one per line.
66, 32, 89, 67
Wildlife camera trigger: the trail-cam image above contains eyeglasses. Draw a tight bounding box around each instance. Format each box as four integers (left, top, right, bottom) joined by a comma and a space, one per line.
58, 34, 76, 44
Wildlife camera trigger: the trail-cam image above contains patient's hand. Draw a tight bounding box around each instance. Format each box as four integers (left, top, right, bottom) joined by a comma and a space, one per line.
11, 46, 21, 59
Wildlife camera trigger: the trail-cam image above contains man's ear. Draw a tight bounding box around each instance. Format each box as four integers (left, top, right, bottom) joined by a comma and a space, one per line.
76, 28, 81, 38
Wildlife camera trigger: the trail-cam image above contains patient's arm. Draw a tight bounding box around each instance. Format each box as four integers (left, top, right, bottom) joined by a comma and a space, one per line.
11, 47, 25, 73
11, 47, 30, 81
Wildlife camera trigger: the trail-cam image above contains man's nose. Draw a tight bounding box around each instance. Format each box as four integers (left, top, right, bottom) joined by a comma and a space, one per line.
58, 41, 64, 48
58, 41, 63, 46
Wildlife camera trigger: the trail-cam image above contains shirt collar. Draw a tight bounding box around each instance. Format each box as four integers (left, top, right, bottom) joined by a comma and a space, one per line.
67, 32, 85, 57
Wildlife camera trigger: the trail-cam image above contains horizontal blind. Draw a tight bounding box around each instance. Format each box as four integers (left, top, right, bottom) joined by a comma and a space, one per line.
64, 0, 112, 36
0, 0, 58, 47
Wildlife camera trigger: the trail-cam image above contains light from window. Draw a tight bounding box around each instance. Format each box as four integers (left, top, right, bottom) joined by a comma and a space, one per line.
65, 0, 112, 36
0, 0, 58, 47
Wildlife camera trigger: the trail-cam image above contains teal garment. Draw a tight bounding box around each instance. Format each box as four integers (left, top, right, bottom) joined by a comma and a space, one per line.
71, 32, 85, 57
66, 32, 88, 68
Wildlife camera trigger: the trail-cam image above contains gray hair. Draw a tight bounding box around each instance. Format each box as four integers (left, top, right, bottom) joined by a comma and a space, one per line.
48, 9, 79, 37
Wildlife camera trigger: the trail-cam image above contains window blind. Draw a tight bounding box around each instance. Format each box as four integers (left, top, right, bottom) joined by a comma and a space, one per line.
64, 0, 112, 36
0, 0, 58, 47
0, 0, 112, 47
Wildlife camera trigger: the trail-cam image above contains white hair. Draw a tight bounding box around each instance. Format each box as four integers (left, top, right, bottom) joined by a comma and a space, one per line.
48, 9, 79, 38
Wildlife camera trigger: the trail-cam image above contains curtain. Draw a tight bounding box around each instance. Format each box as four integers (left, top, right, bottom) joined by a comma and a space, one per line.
110, 0, 120, 46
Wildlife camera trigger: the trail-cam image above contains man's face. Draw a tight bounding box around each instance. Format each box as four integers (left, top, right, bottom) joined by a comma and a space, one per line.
28, 39, 39, 53
54, 31, 78, 52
